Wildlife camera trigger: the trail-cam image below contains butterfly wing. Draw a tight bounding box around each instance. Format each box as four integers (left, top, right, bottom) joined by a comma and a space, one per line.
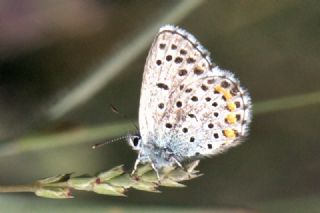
139, 25, 213, 145
139, 25, 251, 160
165, 68, 252, 158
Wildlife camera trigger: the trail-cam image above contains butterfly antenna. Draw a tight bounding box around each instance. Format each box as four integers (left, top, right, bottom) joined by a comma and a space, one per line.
92, 135, 128, 149
110, 104, 139, 131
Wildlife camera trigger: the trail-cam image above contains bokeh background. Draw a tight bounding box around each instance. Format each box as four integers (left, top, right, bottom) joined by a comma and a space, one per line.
0, 0, 320, 212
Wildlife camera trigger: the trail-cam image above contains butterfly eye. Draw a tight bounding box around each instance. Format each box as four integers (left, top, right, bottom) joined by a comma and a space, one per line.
128, 135, 141, 151
129, 135, 141, 151
133, 136, 140, 147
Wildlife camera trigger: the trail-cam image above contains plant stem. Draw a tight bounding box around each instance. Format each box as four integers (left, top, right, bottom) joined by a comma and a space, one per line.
0, 184, 38, 193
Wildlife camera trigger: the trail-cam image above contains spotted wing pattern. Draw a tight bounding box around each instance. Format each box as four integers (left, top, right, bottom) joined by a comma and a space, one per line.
139, 25, 252, 160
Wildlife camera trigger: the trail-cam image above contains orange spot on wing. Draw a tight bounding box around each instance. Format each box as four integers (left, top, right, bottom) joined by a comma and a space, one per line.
214, 85, 233, 101
214, 85, 223, 93
223, 129, 236, 138
227, 101, 236, 111
226, 114, 237, 124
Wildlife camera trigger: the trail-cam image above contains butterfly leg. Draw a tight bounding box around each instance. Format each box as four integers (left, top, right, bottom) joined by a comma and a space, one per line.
149, 160, 161, 181
131, 153, 142, 175
132, 153, 159, 180
170, 156, 191, 177
171, 157, 183, 168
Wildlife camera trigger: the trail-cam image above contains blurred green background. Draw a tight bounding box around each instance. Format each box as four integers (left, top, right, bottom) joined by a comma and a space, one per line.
0, 0, 320, 212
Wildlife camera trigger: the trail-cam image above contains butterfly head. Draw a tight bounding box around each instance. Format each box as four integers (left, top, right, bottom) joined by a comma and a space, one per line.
128, 133, 142, 151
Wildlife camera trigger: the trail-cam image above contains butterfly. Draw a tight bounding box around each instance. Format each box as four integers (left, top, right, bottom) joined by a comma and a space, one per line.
124, 25, 251, 178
